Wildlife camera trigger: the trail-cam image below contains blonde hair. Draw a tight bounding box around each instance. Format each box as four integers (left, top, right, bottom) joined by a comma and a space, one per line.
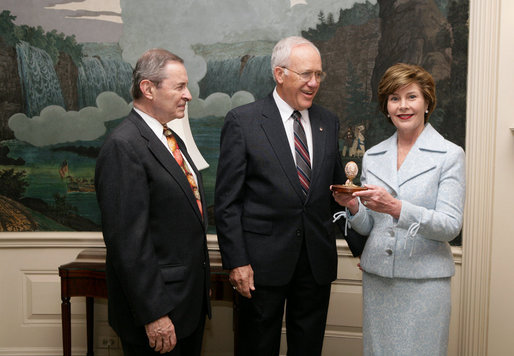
377, 63, 436, 124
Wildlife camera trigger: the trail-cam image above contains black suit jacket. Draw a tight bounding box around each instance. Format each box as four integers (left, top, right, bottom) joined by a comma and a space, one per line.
215, 94, 364, 286
95, 110, 211, 344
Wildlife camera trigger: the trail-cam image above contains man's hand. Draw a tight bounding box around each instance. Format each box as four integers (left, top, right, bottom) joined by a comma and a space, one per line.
331, 185, 359, 215
145, 315, 177, 354
229, 265, 255, 298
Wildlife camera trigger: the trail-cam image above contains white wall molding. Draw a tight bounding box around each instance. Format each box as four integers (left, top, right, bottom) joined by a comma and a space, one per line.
0, 232, 104, 248
459, 0, 501, 354
0, 347, 85, 356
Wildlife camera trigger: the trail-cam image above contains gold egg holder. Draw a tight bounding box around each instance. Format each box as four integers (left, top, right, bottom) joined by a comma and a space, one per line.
331, 184, 368, 193
331, 160, 368, 193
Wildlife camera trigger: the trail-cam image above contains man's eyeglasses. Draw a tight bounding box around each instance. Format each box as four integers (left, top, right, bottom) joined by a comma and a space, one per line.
281, 67, 327, 83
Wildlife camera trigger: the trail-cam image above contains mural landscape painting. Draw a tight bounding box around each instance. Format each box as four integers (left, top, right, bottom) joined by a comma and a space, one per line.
0, 0, 468, 246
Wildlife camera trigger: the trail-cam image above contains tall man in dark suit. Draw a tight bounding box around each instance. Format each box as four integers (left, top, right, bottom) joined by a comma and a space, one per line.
215, 36, 362, 355
95, 49, 210, 356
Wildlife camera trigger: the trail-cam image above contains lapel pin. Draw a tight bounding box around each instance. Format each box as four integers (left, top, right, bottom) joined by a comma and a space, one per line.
319, 127, 323, 132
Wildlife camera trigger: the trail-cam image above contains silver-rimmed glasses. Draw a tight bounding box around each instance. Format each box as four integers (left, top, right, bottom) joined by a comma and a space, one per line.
281, 67, 327, 83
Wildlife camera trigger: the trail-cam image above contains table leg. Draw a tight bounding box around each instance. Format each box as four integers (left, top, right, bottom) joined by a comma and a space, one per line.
233, 291, 240, 356
61, 296, 71, 356
86, 297, 94, 356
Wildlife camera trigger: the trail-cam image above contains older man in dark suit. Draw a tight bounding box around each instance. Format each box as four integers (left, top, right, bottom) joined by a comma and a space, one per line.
95, 49, 210, 356
215, 36, 363, 356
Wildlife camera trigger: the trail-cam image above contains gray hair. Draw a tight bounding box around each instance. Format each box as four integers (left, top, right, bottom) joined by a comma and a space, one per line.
131, 48, 184, 100
270, 36, 320, 75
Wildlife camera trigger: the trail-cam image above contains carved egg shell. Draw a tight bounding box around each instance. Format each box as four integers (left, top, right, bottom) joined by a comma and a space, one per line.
345, 161, 359, 178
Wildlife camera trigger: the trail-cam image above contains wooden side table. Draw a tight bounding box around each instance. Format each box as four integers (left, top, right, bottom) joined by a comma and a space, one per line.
59, 249, 107, 356
59, 248, 238, 356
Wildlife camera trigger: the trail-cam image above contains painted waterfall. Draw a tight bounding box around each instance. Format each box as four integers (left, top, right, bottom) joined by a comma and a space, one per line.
0, 0, 468, 242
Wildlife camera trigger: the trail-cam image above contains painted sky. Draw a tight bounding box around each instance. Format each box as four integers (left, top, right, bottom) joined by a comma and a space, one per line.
2, 0, 376, 89
4, 0, 375, 155
1, 0, 122, 42
119, 0, 375, 110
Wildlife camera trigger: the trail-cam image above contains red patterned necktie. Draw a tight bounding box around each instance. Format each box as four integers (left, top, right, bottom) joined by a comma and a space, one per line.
292, 110, 311, 195
163, 124, 203, 215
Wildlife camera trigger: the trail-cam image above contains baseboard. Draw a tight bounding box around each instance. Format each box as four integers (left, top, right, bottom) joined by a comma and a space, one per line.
0, 347, 83, 356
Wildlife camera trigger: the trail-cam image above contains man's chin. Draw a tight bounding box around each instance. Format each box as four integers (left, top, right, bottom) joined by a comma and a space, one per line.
298, 102, 314, 111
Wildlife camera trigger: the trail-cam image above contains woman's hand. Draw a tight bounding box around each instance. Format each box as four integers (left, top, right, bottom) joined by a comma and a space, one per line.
353, 184, 402, 219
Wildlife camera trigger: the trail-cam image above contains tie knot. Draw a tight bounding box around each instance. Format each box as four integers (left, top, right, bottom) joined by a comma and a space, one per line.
163, 124, 173, 137
292, 110, 301, 122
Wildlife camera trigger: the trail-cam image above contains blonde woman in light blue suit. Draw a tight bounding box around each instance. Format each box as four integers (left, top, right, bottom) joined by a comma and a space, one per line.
333, 63, 465, 356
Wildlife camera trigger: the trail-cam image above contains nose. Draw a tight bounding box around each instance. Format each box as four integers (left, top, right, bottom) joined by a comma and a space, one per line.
399, 98, 408, 110
307, 74, 319, 87
183, 87, 192, 102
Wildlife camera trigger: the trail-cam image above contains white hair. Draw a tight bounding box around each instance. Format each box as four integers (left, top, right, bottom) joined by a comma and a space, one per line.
270, 36, 320, 75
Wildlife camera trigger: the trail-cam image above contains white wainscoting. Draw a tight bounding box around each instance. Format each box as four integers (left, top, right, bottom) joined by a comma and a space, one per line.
0, 233, 461, 356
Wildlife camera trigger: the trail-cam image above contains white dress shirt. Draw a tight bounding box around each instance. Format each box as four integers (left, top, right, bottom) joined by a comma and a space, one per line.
134, 107, 198, 184
272, 88, 314, 166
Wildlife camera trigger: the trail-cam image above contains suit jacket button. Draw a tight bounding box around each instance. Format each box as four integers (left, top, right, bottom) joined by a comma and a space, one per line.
296, 230, 302, 237
385, 248, 393, 255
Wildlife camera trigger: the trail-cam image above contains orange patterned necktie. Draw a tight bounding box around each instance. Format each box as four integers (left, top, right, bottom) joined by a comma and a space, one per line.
163, 124, 203, 215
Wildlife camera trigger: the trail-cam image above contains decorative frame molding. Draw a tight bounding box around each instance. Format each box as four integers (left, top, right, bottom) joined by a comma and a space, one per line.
0, 1, 496, 353
458, 0, 500, 354
0, 232, 104, 248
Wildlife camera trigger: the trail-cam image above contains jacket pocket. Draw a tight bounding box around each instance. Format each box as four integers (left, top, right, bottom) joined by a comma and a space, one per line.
242, 216, 272, 236
160, 264, 186, 282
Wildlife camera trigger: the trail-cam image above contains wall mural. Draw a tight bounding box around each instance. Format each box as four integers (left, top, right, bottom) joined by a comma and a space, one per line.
0, 0, 468, 244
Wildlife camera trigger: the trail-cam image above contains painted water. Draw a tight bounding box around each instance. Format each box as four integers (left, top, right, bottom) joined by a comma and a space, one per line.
190, 116, 224, 209
199, 55, 274, 100
16, 41, 66, 117
3, 139, 101, 227
78, 56, 132, 108
7, 41, 273, 231
1, 115, 224, 231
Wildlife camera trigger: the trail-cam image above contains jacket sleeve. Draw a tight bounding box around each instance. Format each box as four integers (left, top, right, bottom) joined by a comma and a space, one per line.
214, 111, 251, 269
331, 116, 368, 257
95, 135, 173, 326
397, 145, 466, 242
345, 152, 374, 237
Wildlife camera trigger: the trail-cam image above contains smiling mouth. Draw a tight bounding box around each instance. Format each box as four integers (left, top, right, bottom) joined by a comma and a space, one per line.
397, 114, 414, 120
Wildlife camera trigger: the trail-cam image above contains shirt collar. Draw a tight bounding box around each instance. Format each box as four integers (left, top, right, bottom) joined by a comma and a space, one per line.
134, 107, 167, 139
272, 87, 308, 124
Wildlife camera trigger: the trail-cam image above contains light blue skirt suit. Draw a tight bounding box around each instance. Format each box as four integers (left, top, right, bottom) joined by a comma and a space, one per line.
347, 124, 466, 355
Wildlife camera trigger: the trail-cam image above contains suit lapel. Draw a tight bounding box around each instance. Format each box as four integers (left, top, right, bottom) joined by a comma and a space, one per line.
366, 134, 399, 195
128, 113, 205, 227
366, 124, 447, 193
179, 139, 207, 227
397, 124, 445, 187
259, 97, 305, 202
308, 106, 326, 199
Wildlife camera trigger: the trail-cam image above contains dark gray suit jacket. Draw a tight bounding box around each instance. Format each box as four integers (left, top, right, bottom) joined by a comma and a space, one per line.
95, 109, 211, 344
215, 94, 364, 286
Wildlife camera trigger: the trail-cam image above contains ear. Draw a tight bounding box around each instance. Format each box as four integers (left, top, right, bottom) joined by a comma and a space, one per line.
273, 66, 285, 85
139, 79, 155, 100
